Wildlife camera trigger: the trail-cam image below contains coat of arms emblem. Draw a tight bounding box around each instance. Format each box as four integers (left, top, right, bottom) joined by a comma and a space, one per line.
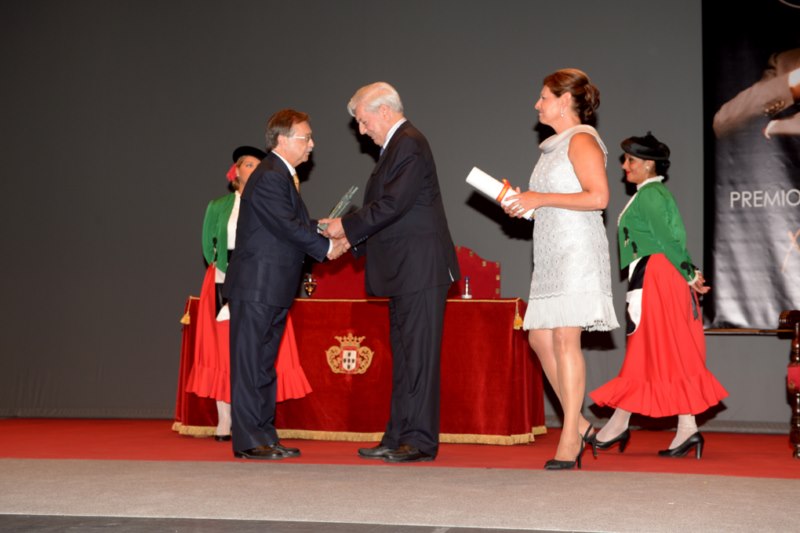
326, 333, 374, 374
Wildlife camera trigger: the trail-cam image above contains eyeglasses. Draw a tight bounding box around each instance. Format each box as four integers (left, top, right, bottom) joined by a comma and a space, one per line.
288, 134, 313, 143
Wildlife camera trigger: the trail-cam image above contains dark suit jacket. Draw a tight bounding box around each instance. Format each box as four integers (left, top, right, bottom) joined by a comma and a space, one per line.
342, 120, 460, 296
223, 152, 329, 307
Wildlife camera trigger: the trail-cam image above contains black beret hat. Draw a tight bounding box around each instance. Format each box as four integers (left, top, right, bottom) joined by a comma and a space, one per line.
231, 145, 268, 162
620, 132, 670, 161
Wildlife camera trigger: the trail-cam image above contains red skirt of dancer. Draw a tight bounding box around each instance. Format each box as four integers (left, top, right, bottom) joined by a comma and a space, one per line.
187, 264, 312, 403
590, 253, 728, 417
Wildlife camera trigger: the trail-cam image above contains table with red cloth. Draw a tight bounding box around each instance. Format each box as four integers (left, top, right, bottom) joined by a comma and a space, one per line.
172, 296, 312, 437
173, 297, 217, 436
175, 297, 545, 444
277, 297, 544, 444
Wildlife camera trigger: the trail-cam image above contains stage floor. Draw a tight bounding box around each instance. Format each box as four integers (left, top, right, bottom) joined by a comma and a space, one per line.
1, 418, 797, 479
1, 419, 798, 533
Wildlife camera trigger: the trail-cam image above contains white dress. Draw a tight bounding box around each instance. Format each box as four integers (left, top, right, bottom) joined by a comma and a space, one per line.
523, 125, 619, 332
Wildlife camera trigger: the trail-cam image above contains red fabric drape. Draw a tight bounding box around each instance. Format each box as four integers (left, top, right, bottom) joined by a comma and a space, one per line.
177, 297, 543, 443
274, 298, 543, 442
186, 265, 230, 402
788, 364, 800, 391
275, 314, 313, 402
174, 297, 217, 429
184, 264, 312, 404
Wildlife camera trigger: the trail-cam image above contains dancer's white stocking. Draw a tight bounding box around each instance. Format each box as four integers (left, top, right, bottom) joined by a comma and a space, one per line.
596, 408, 631, 442
215, 400, 231, 436
669, 414, 697, 449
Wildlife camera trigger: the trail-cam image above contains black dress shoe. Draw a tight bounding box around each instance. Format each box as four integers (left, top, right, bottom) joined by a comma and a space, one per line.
273, 443, 301, 457
233, 445, 286, 460
543, 458, 578, 470
357, 444, 395, 459
544, 438, 586, 470
383, 445, 434, 463
658, 432, 704, 459
214, 435, 232, 442
589, 429, 631, 458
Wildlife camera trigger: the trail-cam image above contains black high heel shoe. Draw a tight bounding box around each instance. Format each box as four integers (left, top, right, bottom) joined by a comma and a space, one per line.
581, 424, 596, 444
544, 426, 592, 470
589, 429, 631, 458
658, 432, 704, 459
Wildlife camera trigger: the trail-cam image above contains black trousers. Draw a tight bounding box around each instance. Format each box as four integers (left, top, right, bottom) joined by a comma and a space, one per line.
228, 299, 288, 452
380, 283, 449, 457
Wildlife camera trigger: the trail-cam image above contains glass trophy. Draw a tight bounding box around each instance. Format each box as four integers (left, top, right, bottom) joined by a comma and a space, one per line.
317, 185, 359, 232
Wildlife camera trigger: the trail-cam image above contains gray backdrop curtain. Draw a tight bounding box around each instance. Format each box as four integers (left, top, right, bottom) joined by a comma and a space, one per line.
0, 0, 793, 428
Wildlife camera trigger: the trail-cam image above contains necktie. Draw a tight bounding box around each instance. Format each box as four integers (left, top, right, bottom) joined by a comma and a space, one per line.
292, 173, 300, 193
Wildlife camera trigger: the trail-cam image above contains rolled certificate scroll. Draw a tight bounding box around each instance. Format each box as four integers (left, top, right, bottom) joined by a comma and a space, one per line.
466, 167, 534, 220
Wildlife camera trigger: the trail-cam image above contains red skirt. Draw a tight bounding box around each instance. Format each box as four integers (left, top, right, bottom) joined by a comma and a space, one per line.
186, 265, 231, 402
186, 264, 312, 403
590, 253, 728, 417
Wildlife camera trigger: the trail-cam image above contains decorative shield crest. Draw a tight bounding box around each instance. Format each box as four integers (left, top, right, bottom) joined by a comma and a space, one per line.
326, 333, 374, 374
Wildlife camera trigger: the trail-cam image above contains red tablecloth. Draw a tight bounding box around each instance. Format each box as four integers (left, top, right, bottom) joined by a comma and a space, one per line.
173, 297, 217, 436
175, 297, 545, 444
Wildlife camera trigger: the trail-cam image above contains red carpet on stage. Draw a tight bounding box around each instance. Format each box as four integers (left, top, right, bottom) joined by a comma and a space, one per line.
1, 419, 797, 480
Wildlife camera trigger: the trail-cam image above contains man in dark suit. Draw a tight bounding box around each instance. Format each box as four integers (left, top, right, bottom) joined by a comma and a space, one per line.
223, 109, 348, 460
321, 82, 460, 463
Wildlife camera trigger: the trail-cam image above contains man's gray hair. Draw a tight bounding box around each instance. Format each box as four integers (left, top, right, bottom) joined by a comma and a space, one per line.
347, 82, 404, 117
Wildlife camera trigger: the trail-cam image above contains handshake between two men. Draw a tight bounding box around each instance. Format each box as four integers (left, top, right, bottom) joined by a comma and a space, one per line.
321, 218, 349, 261
228, 84, 459, 463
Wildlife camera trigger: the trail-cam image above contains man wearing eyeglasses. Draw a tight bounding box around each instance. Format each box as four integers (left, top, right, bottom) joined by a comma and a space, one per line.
223, 108, 349, 460
321, 82, 460, 463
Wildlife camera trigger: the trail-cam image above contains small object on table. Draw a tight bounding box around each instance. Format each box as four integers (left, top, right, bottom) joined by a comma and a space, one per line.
303, 275, 317, 297
462, 276, 473, 299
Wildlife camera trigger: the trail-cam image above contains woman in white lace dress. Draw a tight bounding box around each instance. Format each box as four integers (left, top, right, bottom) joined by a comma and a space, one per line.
504, 69, 619, 470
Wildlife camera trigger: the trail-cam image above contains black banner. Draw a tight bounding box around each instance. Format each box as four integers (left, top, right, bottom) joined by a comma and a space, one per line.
703, 0, 800, 329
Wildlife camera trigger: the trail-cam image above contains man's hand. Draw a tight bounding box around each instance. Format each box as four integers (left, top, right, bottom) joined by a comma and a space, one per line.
319, 218, 345, 239
327, 236, 351, 260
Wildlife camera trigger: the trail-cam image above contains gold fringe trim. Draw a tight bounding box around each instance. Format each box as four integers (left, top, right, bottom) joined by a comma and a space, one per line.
172, 422, 547, 445
171, 421, 216, 437
440, 433, 531, 445
445, 298, 522, 304
513, 299, 523, 330
296, 297, 522, 304
179, 296, 200, 325
277, 429, 385, 442
277, 426, 547, 445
